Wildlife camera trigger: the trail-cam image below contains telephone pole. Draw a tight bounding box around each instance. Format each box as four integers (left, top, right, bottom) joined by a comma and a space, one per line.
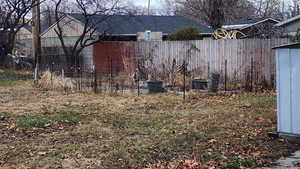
148, 0, 151, 15
32, 0, 41, 81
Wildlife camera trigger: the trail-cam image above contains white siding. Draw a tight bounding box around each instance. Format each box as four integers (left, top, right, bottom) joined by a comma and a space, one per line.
41, 15, 97, 69
16, 28, 32, 40
42, 16, 84, 38
41, 37, 93, 69
291, 49, 300, 134
277, 49, 292, 133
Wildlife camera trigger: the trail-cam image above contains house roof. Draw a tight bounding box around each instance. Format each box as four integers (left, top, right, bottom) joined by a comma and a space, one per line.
226, 18, 266, 25
68, 14, 214, 35
223, 18, 279, 30
273, 42, 300, 49
23, 24, 49, 33
275, 15, 300, 27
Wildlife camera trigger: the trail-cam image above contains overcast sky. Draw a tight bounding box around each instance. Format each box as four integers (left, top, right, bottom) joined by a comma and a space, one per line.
132, 0, 164, 9
132, 0, 295, 8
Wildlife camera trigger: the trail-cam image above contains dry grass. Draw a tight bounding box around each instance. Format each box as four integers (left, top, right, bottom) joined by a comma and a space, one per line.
0, 71, 299, 169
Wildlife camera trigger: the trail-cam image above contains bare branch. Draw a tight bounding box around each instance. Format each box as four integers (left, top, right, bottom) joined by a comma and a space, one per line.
0, 0, 45, 64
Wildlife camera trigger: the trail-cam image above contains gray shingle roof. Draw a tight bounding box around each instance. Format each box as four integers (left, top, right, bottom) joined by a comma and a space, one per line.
68, 14, 214, 35
225, 18, 267, 25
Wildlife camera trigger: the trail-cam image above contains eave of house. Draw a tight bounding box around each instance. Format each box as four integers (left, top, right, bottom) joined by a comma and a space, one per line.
276, 15, 300, 27
222, 24, 249, 30
241, 18, 279, 30
223, 18, 279, 30
41, 14, 99, 38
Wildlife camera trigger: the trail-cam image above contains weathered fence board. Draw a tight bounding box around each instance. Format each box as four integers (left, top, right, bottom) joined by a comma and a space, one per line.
39, 37, 291, 90
117, 38, 290, 89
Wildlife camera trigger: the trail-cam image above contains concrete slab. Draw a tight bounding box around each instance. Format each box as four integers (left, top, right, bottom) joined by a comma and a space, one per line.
257, 151, 300, 169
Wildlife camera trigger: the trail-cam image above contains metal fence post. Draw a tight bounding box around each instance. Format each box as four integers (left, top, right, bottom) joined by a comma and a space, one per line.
110, 56, 113, 94
137, 60, 140, 96
62, 68, 64, 79
94, 66, 98, 93
207, 61, 210, 79
183, 60, 186, 101
251, 57, 254, 91
225, 59, 227, 91
50, 63, 53, 88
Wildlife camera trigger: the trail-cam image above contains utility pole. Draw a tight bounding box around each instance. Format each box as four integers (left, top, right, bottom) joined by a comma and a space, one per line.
148, 0, 151, 15
32, 0, 41, 82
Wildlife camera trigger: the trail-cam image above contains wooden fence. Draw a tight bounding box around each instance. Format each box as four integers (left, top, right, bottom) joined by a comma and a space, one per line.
39, 38, 291, 90
115, 38, 290, 89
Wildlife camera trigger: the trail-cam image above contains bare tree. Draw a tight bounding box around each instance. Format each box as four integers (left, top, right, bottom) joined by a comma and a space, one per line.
252, 0, 283, 19
0, 0, 42, 64
287, 0, 300, 18
41, 4, 53, 27
158, 0, 179, 15
175, 0, 256, 29
122, 1, 163, 15
53, 0, 123, 69
123, 1, 150, 15
41, 3, 56, 27
41, 0, 77, 27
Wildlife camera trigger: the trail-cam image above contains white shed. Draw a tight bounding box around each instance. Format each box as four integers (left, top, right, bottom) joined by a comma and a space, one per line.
275, 43, 300, 135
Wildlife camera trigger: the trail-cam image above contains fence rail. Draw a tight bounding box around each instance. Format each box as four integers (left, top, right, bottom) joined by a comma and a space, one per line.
115, 38, 290, 90
39, 38, 291, 93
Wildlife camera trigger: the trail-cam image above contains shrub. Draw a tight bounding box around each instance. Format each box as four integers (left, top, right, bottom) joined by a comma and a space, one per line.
168, 26, 202, 41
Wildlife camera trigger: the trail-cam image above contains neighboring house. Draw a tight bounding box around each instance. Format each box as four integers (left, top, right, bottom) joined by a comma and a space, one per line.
16, 24, 48, 40
41, 14, 214, 41
40, 14, 214, 72
16, 25, 32, 40
16, 24, 48, 55
275, 15, 300, 36
222, 18, 279, 38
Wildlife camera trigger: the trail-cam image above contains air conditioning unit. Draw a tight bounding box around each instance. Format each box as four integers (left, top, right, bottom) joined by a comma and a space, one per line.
145, 30, 152, 41
137, 30, 162, 41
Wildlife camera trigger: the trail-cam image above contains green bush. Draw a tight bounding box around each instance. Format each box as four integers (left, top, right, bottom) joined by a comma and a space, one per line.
168, 26, 202, 41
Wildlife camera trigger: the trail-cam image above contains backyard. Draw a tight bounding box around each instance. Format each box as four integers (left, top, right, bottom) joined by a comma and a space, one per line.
0, 70, 299, 169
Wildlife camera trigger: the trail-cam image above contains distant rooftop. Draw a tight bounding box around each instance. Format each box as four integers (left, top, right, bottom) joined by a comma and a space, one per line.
68, 14, 214, 35
276, 15, 300, 27
23, 24, 49, 33
223, 18, 279, 30
226, 18, 267, 25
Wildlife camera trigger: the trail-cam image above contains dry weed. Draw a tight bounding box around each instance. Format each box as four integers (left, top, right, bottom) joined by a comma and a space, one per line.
38, 71, 76, 90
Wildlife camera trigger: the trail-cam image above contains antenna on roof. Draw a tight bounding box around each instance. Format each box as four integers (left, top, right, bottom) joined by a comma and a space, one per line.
148, 0, 151, 15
